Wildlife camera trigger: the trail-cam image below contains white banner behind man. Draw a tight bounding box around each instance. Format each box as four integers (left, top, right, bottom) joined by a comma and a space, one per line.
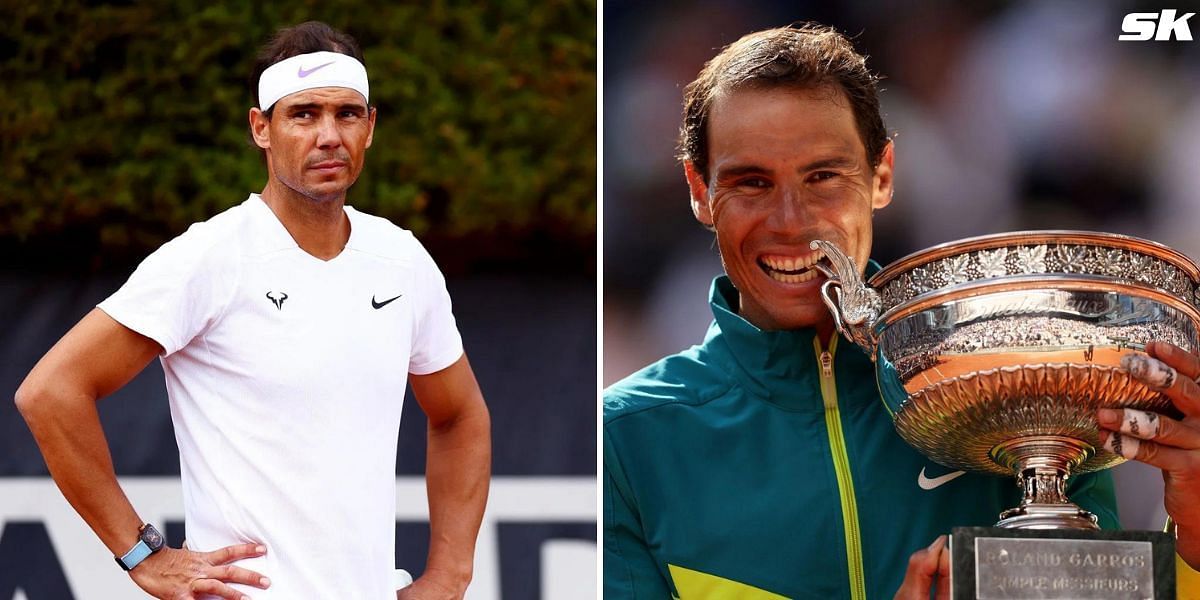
0, 476, 596, 600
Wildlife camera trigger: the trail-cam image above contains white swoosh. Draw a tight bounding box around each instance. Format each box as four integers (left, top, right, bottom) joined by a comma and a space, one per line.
917, 467, 966, 490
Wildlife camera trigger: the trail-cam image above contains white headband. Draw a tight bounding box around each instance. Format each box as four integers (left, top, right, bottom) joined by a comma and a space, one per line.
258, 51, 369, 111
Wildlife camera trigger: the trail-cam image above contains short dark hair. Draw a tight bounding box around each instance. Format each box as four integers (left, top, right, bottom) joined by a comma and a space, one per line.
250, 21, 366, 115
679, 23, 888, 181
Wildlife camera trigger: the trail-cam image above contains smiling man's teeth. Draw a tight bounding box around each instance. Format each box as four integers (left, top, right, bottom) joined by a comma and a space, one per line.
760, 250, 826, 283
770, 270, 819, 283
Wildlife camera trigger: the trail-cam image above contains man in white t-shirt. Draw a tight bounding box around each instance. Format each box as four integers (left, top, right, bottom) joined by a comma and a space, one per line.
15, 21, 491, 600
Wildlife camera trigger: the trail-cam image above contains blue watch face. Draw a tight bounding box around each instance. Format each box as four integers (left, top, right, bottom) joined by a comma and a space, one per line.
141, 525, 164, 550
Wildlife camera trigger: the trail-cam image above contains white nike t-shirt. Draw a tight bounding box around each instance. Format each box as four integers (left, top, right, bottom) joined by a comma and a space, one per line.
98, 194, 463, 598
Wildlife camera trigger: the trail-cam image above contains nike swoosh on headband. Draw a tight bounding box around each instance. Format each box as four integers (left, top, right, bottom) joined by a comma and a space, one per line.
917, 467, 966, 490
297, 61, 335, 78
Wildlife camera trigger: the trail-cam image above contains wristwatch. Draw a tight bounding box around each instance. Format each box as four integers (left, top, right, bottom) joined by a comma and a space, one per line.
115, 523, 165, 571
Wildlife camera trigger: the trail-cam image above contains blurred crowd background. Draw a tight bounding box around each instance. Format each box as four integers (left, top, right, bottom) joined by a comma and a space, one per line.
604, 0, 1200, 531
0, 2, 595, 598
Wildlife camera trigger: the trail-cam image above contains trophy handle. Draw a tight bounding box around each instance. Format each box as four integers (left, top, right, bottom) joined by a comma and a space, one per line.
810, 240, 880, 355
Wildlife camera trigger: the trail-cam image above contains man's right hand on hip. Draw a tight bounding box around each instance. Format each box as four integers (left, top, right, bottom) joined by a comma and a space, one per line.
130, 542, 270, 599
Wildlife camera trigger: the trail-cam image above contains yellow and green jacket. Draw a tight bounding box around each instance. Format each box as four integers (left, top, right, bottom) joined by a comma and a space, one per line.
603, 276, 1119, 599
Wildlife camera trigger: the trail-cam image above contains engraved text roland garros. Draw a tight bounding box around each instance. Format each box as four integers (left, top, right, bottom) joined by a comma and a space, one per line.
918, 467, 967, 490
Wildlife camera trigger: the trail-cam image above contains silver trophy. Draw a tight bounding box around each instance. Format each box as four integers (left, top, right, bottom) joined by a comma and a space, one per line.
813, 231, 1194, 598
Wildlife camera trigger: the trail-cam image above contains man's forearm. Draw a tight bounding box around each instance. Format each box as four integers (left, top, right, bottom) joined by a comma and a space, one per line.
16, 387, 144, 556
422, 403, 491, 589
15, 310, 163, 558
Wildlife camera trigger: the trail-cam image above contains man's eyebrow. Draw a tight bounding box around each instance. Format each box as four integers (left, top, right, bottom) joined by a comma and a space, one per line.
282, 103, 321, 113
713, 164, 770, 180
800, 156, 858, 171
283, 102, 367, 113
712, 155, 858, 180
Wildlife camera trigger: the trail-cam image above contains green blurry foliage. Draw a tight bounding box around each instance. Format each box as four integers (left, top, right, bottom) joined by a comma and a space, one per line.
0, 0, 595, 264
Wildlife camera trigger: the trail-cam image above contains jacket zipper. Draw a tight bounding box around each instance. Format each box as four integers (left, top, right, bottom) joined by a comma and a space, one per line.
815, 335, 866, 600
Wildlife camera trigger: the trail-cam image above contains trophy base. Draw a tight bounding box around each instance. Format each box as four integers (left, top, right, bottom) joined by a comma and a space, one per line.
997, 503, 1100, 530
949, 527, 1174, 599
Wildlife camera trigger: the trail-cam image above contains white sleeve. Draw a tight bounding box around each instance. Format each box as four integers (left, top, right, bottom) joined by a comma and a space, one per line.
407, 241, 464, 375
97, 224, 233, 356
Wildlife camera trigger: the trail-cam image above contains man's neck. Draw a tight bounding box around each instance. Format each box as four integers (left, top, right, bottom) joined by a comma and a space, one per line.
732, 293, 838, 346
815, 319, 837, 350
260, 181, 351, 261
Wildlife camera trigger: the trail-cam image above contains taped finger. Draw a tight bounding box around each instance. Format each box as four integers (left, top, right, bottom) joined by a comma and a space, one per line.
1103, 430, 1141, 460
1148, 341, 1200, 381
1100, 428, 1196, 473
1123, 352, 1200, 418
1117, 409, 1162, 440
1121, 354, 1177, 389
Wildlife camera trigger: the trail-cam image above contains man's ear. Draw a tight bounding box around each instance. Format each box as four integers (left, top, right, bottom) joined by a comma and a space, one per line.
249, 107, 271, 150
872, 140, 895, 210
364, 106, 377, 149
685, 161, 714, 227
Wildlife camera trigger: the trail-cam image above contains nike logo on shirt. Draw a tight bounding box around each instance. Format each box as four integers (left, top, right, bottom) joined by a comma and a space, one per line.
372, 294, 402, 309
917, 467, 966, 490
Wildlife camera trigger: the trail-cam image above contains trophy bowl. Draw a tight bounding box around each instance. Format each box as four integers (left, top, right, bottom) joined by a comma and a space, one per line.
813, 231, 1200, 530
